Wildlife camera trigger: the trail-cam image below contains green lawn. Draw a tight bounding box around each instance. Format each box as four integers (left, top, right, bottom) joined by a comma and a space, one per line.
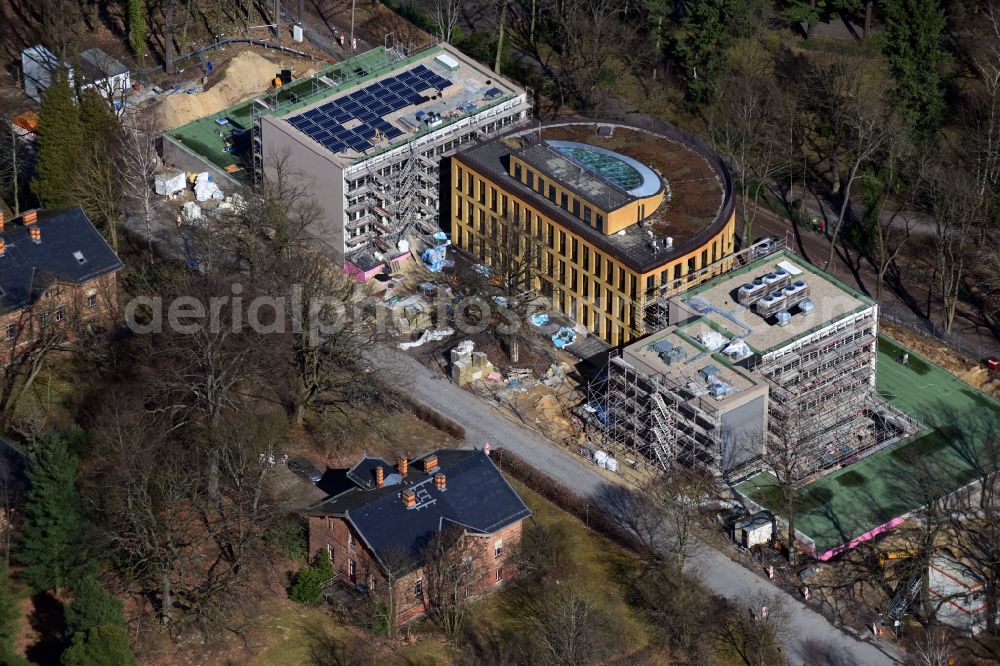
736, 334, 1000, 556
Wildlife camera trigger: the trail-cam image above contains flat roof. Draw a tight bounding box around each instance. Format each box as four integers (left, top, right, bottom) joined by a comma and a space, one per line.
623, 330, 757, 391
456, 121, 733, 274
679, 250, 874, 354
736, 335, 1000, 555
166, 44, 522, 177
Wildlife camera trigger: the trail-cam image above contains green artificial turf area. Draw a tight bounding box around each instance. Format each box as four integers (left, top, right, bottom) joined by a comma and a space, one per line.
735, 335, 1000, 555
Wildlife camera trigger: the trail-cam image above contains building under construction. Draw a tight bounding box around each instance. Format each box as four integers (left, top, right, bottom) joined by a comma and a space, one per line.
164, 42, 529, 268
589, 247, 919, 481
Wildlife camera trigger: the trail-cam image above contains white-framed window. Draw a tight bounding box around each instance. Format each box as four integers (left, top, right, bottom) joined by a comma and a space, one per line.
414, 577, 423, 597
55, 307, 65, 322
348, 531, 355, 554
39, 312, 49, 328
495, 568, 502, 583
369, 574, 377, 593
494, 539, 503, 559
87, 293, 97, 307
5, 324, 16, 341
463, 556, 473, 574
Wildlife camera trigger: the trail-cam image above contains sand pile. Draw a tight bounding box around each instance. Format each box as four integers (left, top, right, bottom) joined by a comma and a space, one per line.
882, 321, 1000, 399
156, 51, 284, 130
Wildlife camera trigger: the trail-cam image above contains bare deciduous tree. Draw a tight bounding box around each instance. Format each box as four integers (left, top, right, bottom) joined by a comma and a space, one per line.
422, 527, 475, 638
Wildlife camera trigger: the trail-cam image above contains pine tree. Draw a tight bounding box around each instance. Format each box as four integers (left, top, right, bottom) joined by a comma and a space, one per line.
672, 0, 735, 104
31, 73, 84, 209
16, 433, 86, 591
127, 0, 147, 57
65, 575, 125, 636
61, 624, 137, 666
879, 0, 948, 139
79, 88, 117, 144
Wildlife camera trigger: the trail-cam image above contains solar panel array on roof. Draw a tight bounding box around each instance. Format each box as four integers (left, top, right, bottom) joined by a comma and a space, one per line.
287, 64, 453, 155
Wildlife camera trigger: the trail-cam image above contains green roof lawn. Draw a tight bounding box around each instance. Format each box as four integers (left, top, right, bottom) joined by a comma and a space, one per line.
735, 334, 1000, 554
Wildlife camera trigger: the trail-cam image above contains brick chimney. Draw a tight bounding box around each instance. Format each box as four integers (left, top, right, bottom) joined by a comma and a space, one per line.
434, 473, 446, 492
23, 210, 37, 225
375, 465, 384, 488
0, 238, 5, 256
402, 489, 416, 509
422, 454, 438, 472
398, 456, 408, 477
29, 226, 40, 243
0, 211, 4, 231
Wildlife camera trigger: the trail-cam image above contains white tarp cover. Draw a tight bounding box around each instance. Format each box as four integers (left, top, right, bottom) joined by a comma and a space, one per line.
193, 172, 224, 201
698, 330, 726, 350
399, 328, 455, 350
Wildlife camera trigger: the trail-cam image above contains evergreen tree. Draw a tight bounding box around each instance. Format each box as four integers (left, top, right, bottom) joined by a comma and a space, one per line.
127, 0, 147, 57
65, 575, 125, 636
672, 0, 735, 104
16, 433, 86, 591
0, 562, 29, 666
31, 73, 84, 208
79, 88, 118, 144
879, 0, 948, 138
61, 624, 136, 666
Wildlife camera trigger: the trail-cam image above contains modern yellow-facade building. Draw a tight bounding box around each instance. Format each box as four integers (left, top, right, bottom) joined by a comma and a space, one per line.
450, 121, 736, 346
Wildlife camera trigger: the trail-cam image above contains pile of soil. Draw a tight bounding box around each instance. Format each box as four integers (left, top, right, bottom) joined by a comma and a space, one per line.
155, 50, 309, 130
882, 321, 1000, 399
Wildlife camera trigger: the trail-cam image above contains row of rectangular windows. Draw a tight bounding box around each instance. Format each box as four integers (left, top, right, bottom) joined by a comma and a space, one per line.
454, 188, 724, 299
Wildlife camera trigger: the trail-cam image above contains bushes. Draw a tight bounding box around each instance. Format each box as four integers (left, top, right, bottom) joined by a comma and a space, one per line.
265, 514, 309, 562
290, 553, 333, 604
61, 624, 136, 666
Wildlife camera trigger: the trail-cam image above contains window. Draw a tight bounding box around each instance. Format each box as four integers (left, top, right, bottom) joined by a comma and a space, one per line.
39, 313, 49, 328
414, 578, 423, 597
527, 172, 534, 188
490, 188, 498, 212
571, 238, 578, 263
369, 574, 377, 593
513, 163, 522, 180
583, 207, 592, 224
463, 556, 473, 574
560, 193, 569, 209
349, 559, 356, 580
348, 532, 355, 554
495, 568, 503, 582
572, 199, 580, 217
5, 324, 16, 341
548, 184, 556, 201
55, 307, 65, 322
494, 539, 503, 558
596, 214, 604, 233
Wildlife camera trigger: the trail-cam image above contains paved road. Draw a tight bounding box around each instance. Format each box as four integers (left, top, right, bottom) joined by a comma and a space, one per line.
381, 347, 901, 666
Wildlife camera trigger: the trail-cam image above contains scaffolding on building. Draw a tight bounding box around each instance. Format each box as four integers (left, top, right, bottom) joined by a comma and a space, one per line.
637, 235, 791, 336
585, 300, 922, 485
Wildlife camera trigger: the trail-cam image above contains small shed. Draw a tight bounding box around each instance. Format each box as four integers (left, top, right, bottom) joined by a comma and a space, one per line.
21, 45, 130, 104
734, 510, 774, 549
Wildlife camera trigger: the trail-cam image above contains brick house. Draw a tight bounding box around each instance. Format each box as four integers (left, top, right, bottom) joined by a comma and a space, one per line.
306, 449, 531, 624
0, 207, 122, 362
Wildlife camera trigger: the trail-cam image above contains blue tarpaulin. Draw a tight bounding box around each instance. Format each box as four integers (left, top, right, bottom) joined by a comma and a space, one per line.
552, 326, 576, 349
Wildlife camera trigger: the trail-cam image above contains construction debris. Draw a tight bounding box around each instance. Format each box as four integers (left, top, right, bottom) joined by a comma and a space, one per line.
155, 171, 186, 196
399, 327, 455, 350
450, 340, 495, 386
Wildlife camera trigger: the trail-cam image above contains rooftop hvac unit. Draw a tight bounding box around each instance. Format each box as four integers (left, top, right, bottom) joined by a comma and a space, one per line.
781, 280, 811, 310
776, 311, 792, 327
738, 277, 769, 306
708, 379, 733, 399
798, 299, 815, 314
754, 290, 787, 317
761, 270, 791, 292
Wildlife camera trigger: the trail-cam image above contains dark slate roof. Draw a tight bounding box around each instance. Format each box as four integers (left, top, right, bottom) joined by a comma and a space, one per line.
0, 208, 123, 315
345, 454, 397, 490
307, 449, 531, 569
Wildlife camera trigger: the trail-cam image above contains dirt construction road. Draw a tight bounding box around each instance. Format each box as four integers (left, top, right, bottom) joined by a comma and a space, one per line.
381, 347, 901, 666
